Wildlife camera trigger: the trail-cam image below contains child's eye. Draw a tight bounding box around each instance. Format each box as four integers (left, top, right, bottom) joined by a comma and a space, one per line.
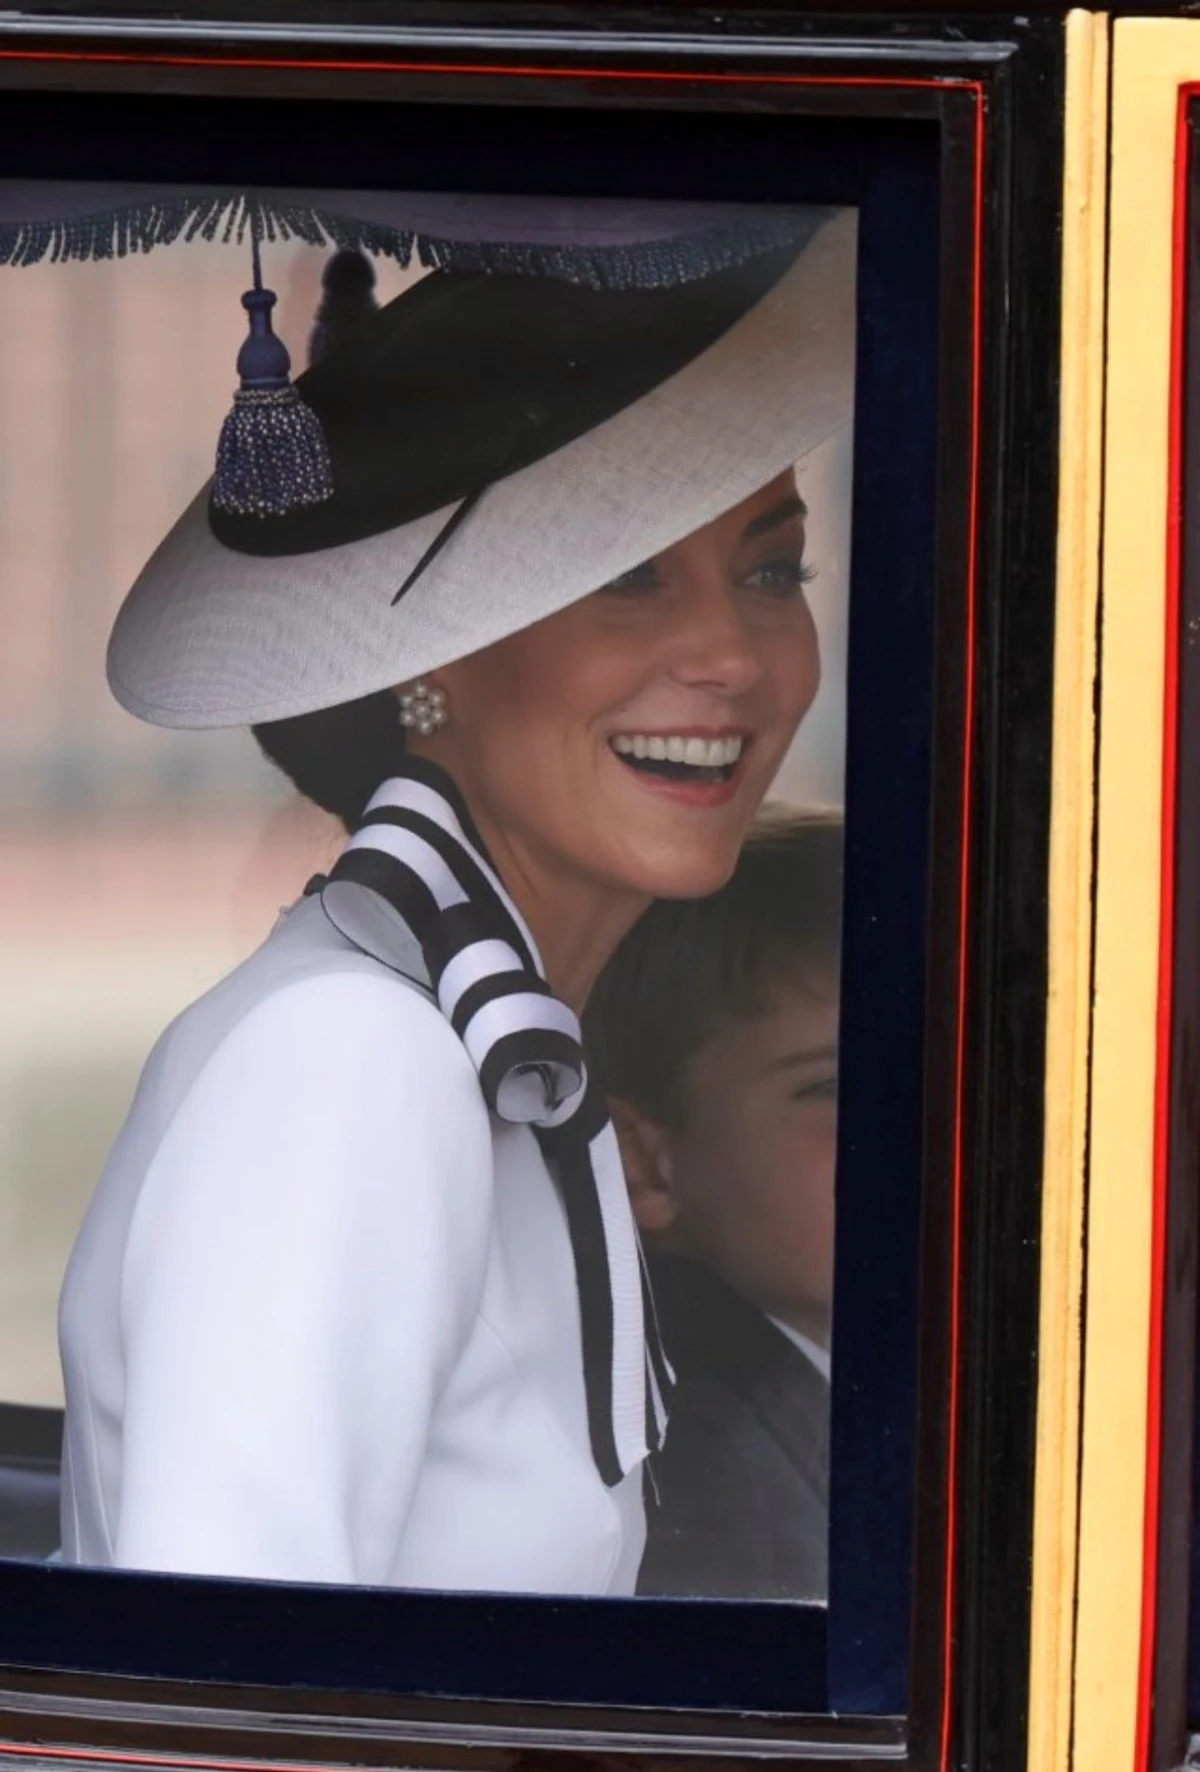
744, 555, 817, 596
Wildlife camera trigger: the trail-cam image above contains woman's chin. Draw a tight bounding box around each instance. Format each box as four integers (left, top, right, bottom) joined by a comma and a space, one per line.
605, 831, 745, 902
597, 764, 772, 897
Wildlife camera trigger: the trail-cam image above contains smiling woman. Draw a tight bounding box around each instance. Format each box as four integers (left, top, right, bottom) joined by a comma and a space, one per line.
390, 474, 822, 1005
52, 196, 856, 1595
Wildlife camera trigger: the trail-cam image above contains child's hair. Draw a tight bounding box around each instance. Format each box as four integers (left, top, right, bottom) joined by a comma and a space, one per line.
584, 805, 844, 1125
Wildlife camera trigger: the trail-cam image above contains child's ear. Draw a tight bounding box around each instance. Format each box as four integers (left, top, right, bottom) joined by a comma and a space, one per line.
608, 1097, 680, 1236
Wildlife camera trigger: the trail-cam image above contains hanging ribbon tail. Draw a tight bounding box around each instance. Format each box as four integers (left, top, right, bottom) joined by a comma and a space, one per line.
640, 1237, 676, 1453
535, 1096, 670, 1486
317, 758, 671, 1486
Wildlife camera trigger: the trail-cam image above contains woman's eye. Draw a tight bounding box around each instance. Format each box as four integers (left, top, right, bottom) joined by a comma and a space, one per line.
744, 555, 817, 596
602, 560, 661, 595
791, 1074, 838, 1103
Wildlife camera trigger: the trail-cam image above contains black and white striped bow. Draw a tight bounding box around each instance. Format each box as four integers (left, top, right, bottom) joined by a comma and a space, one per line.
319, 757, 672, 1486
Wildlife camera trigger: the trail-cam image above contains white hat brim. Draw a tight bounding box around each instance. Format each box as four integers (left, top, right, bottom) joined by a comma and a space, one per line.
107, 207, 857, 730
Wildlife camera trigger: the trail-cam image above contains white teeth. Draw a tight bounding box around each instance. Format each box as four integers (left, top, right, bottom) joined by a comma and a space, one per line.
610, 733, 746, 767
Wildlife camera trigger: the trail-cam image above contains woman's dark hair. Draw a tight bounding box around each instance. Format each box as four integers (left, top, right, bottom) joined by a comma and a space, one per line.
253, 691, 405, 830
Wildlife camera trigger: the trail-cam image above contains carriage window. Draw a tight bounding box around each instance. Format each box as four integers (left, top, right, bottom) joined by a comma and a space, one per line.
0, 193, 853, 1609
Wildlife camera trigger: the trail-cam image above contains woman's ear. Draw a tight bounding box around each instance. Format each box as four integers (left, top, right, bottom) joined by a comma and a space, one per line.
608, 1097, 680, 1236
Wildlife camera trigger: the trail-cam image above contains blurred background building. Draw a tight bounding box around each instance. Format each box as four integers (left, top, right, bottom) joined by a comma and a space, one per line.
0, 206, 852, 1406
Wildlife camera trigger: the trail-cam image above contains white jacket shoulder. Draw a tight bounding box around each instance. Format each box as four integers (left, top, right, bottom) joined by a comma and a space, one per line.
105, 914, 496, 1583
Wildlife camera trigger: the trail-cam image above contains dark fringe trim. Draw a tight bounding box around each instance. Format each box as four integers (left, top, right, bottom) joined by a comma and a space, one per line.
0, 192, 818, 289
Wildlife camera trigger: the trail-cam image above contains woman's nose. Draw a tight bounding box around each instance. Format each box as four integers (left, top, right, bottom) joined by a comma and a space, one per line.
668, 580, 765, 697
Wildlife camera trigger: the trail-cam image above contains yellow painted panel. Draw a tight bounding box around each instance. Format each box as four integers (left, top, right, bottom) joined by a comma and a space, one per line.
1077, 17, 1200, 1771
1028, 16, 1108, 1772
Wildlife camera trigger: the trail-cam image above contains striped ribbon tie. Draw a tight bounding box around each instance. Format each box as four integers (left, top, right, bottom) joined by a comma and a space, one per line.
320, 756, 672, 1486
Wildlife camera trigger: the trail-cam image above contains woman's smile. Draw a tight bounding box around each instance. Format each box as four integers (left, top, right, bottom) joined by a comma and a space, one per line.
606, 728, 753, 807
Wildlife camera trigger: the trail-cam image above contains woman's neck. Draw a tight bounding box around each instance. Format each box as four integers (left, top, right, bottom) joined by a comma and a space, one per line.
472, 818, 649, 1013
398, 748, 650, 1010
521, 883, 649, 1013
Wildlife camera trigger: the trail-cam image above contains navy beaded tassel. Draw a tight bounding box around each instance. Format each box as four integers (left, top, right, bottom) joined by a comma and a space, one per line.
212, 225, 335, 518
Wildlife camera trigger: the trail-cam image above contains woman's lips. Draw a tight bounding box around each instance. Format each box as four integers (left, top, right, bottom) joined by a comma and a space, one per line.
619, 768, 745, 808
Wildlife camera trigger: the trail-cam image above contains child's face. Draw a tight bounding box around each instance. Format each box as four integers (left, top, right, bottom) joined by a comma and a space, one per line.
646, 965, 838, 1336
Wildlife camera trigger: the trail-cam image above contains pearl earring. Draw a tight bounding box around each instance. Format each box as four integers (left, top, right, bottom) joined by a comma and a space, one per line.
398, 680, 448, 737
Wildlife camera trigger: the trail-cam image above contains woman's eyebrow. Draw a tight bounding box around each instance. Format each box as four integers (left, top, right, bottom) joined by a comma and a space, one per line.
765, 1043, 839, 1075
741, 492, 809, 541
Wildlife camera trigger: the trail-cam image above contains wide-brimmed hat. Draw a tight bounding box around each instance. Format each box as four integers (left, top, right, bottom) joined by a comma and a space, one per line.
105, 204, 856, 729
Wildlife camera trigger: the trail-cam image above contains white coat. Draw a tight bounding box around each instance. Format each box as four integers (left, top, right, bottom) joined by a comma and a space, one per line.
57, 892, 646, 1592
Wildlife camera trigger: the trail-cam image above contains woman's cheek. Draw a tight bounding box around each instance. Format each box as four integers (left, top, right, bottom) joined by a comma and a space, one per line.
797, 606, 822, 708
759, 642, 820, 777
772, 622, 821, 741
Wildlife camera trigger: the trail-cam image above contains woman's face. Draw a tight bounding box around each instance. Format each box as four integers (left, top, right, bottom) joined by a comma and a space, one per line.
411, 470, 821, 902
